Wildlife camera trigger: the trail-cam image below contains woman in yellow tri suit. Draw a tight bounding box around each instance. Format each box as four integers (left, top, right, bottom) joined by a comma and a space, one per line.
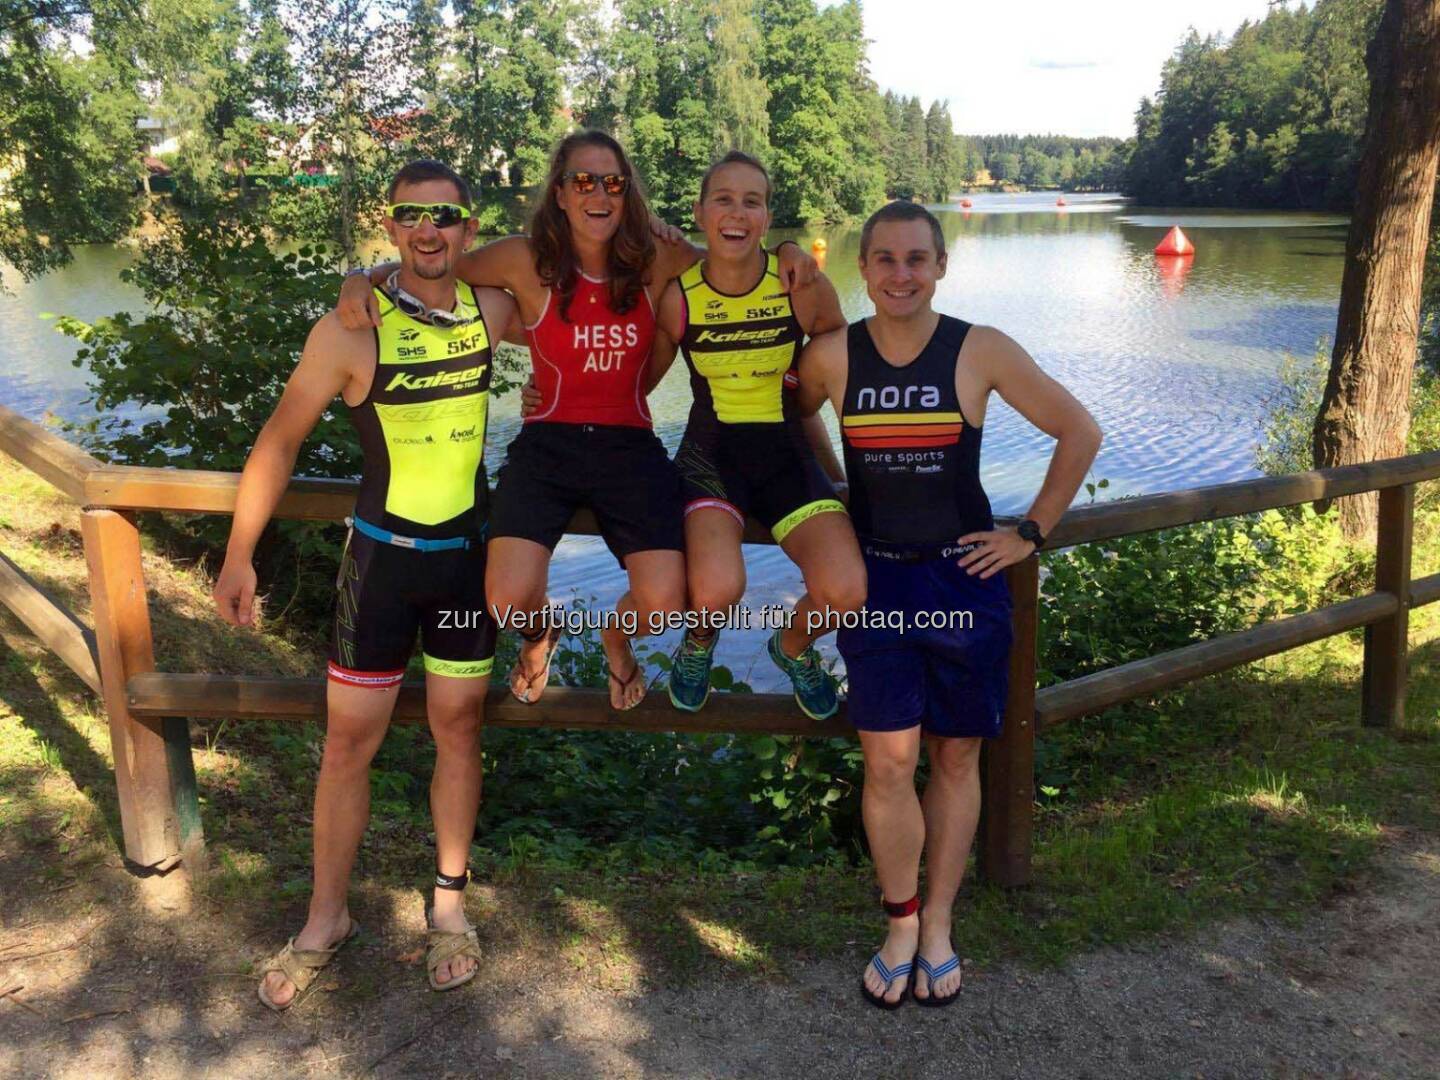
651, 153, 865, 717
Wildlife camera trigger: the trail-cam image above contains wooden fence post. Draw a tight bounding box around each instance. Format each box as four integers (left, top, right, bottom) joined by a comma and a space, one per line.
982, 556, 1039, 887
1362, 483, 1413, 728
81, 508, 202, 870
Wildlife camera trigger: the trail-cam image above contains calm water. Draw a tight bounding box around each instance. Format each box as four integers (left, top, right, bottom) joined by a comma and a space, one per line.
1, 193, 1348, 686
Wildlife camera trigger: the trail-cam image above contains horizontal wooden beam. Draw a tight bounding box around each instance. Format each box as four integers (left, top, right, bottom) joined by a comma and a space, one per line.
83, 466, 358, 521
1034, 591, 1400, 728
1048, 451, 1440, 548
127, 672, 853, 737
1411, 572, 1440, 608
0, 405, 103, 504
81, 467, 785, 543
0, 549, 102, 694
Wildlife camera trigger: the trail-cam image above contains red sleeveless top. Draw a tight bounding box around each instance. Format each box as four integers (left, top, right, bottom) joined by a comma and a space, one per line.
524, 274, 655, 428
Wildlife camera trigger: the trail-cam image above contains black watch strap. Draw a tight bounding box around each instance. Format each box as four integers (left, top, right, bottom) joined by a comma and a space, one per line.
1017, 519, 1046, 550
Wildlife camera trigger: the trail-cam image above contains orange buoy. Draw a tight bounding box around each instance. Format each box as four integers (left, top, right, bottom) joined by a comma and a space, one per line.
1154, 225, 1194, 256
1056, 196, 1067, 207
960, 197, 973, 208
811, 238, 827, 254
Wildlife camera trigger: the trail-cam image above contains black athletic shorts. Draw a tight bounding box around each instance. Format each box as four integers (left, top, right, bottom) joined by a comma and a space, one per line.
327, 531, 495, 688
675, 418, 844, 543
489, 421, 685, 565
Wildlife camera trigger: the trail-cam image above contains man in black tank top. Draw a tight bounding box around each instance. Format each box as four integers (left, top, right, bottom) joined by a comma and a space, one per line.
796, 202, 1101, 1009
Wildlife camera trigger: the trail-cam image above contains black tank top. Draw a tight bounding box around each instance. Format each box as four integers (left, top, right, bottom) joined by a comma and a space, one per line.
840, 315, 993, 545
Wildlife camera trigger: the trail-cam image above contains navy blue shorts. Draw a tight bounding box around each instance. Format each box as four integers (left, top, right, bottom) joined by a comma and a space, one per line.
837, 550, 1013, 739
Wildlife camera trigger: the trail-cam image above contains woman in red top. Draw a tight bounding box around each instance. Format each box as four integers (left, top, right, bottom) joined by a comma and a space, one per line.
339, 131, 814, 709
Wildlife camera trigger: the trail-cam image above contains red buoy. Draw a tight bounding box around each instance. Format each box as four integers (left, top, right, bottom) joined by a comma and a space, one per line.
1056, 196, 1066, 207
960, 197, 973, 208
1154, 225, 1194, 256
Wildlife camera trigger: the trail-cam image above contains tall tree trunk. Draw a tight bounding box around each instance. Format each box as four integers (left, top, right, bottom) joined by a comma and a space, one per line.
1313, 0, 1440, 540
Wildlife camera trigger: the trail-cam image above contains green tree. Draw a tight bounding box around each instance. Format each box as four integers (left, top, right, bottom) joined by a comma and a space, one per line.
0, 0, 146, 277
710, 0, 771, 159
924, 99, 958, 200
886, 95, 928, 199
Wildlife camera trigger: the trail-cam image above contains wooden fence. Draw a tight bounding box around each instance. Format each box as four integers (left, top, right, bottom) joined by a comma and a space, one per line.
1, 403, 1437, 884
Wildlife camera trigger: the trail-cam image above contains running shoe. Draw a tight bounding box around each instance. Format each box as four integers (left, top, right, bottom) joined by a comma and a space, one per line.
668, 629, 717, 712
767, 629, 839, 721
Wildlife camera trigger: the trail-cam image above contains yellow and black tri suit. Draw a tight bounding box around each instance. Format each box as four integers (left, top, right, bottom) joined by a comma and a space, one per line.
327, 283, 497, 689
673, 252, 844, 543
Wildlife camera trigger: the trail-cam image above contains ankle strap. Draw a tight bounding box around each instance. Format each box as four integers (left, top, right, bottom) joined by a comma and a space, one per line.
435, 866, 470, 891
881, 894, 919, 918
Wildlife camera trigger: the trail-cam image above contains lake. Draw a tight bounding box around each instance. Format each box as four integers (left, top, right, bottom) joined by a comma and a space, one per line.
0, 192, 1349, 688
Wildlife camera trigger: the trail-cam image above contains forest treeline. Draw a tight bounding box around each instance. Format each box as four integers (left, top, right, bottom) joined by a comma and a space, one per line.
0, 0, 1432, 288
1125, 0, 1381, 208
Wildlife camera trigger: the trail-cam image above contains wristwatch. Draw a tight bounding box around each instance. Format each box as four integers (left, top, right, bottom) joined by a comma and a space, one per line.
344, 265, 371, 279
1016, 519, 1046, 550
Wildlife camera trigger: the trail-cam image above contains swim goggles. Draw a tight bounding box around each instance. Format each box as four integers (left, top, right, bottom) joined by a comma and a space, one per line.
561, 171, 630, 196
386, 202, 472, 228
383, 270, 480, 328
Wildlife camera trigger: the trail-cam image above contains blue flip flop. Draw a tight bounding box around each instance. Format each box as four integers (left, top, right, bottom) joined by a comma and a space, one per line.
859, 953, 914, 1010
913, 953, 962, 1007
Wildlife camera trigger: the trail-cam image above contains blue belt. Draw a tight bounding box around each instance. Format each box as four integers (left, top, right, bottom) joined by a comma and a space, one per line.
348, 516, 482, 552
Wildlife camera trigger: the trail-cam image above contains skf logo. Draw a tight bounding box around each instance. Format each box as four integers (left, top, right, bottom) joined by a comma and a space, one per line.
446, 332, 486, 356
385, 363, 488, 392
398, 328, 421, 342
746, 305, 784, 319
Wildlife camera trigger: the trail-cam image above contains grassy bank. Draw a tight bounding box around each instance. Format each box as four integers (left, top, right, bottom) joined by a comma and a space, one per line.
1, 450, 1437, 989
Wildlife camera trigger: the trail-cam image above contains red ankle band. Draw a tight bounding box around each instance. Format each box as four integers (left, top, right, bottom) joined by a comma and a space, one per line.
881, 894, 920, 918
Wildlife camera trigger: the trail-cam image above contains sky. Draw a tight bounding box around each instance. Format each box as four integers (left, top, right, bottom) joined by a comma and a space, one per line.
845, 0, 1287, 138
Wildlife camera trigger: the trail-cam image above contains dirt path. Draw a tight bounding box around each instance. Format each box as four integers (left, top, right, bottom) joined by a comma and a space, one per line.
1, 832, 1435, 1079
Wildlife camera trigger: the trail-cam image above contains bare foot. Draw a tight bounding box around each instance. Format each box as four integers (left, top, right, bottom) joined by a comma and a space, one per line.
914, 910, 962, 1001
601, 626, 646, 710
861, 912, 918, 1006
258, 910, 355, 1009
509, 627, 558, 703
429, 890, 478, 987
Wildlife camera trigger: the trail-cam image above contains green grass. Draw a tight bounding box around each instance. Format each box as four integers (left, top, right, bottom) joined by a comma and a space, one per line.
1, 451, 1437, 987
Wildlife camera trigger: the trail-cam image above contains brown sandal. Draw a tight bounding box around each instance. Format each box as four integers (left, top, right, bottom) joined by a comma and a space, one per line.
426, 912, 482, 992
509, 625, 561, 704
256, 920, 360, 1012
607, 656, 646, 712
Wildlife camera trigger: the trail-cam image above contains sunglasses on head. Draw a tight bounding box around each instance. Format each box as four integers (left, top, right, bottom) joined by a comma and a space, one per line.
386, 202, 472, 228
561, 171, 630, 196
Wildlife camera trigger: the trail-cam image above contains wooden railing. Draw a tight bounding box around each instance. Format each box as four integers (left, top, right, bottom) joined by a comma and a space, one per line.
1, 403, 1437, 882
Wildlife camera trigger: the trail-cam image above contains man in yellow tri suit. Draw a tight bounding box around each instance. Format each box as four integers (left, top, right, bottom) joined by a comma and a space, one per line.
213, 160, 523, 1007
